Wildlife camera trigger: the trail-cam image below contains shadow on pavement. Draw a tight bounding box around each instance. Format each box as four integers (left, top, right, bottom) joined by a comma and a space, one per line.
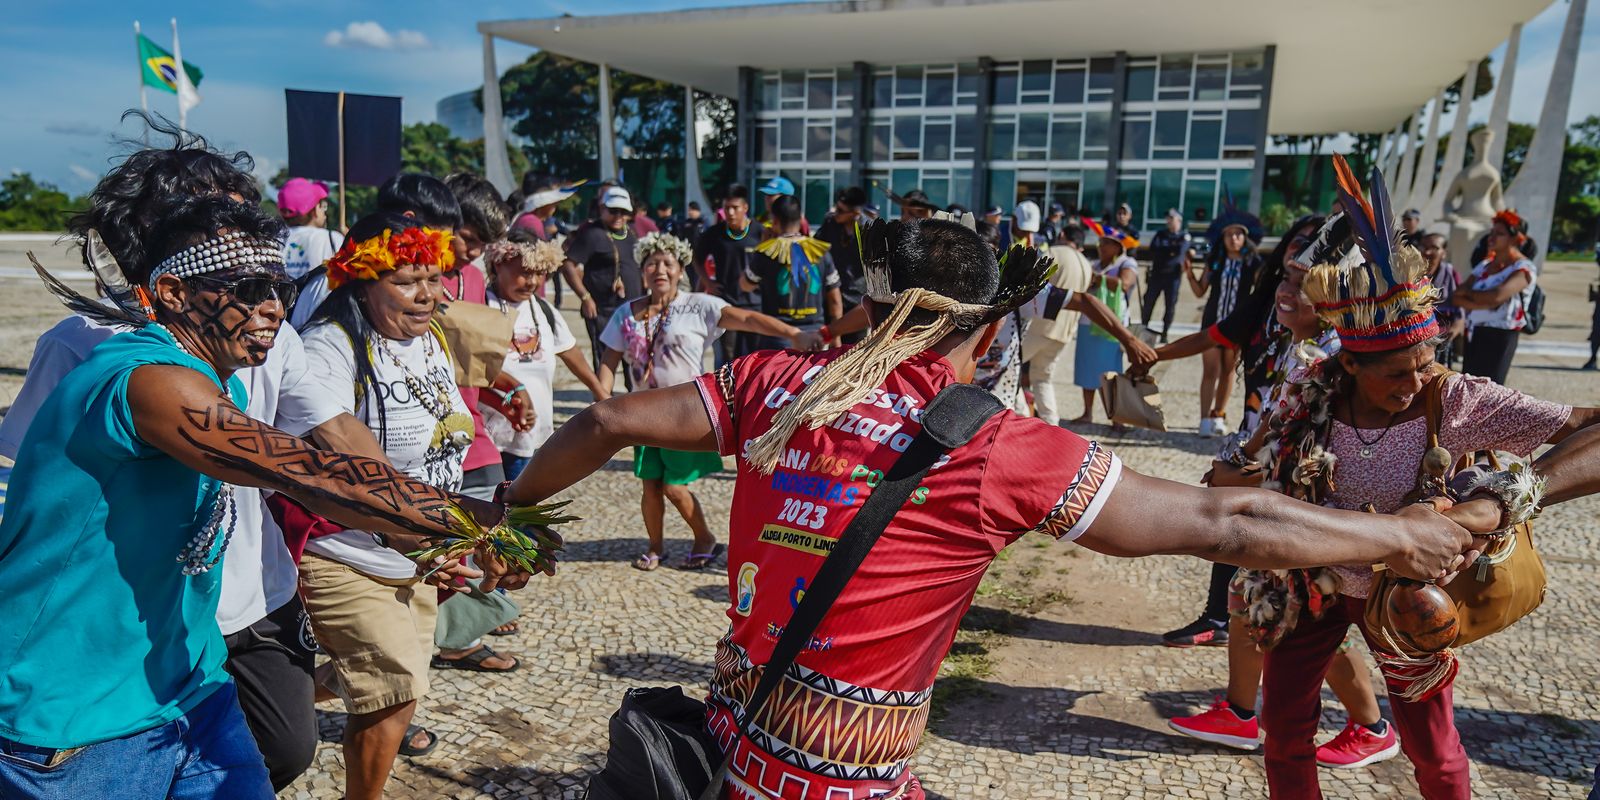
932, 683, 1195, 761
591, 652, 713, 684
962, 604, 1162, 647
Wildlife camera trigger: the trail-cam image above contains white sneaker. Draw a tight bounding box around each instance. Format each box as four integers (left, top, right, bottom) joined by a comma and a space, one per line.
1210, 417, 1231, 437
1198, 418, 1215, 438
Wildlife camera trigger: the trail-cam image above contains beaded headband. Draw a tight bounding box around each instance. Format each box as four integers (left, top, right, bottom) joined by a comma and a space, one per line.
147, 232, 285, 291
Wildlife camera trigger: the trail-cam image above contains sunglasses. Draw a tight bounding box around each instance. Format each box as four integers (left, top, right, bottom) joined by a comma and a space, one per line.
189, 275, 299, 309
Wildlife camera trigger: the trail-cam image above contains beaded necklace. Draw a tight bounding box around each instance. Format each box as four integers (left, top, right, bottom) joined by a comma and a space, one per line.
149, 321, 236, 575
374, 334, 473, 450
726, 222, 751, 242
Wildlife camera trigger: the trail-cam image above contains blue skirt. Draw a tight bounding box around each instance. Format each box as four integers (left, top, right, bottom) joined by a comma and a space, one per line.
1073, 324, 1124, 389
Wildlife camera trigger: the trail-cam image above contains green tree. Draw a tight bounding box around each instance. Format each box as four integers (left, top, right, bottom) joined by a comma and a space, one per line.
0, 172, 83, 231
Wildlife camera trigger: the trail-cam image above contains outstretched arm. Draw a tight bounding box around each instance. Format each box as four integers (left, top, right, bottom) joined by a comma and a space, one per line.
1064, 291, 1157, 366
1079, 467, 1472, 581
1450, 420, 1600, 533
130, 366, 525, 588
558, 346, 611, 401
718, 306, 821, 350
503, 383, 714, 505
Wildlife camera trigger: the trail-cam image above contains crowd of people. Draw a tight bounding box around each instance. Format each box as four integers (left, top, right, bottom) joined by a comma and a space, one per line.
0, 114, 1596, 800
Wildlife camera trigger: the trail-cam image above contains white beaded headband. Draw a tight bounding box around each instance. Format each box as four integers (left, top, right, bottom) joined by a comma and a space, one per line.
148, 232, 284, 291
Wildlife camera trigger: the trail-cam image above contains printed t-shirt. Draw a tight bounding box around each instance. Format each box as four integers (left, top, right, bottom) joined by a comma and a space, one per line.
744, 236, 840, 327
277, 324, 473, 579
599, 292, 728, 389
815, 216, 865, 301
693, 348, 1122, 800
289, 271, 330, 329
0, 315, 310, 638
1319, 372, 1570, 598
567, 222, 643, 311
0, 325, 244, 748
482, 290, 578, 456
1203, 253, 1260, 326
1466, 257, 1537, 332
282, 225, 345, 280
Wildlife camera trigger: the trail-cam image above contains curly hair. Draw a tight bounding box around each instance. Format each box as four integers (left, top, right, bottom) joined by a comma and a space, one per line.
69, 111, 261, 282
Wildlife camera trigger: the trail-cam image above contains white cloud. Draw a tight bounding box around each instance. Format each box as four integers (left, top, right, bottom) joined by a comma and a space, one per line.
67, 163, 96, 182
323, 21, 430, 50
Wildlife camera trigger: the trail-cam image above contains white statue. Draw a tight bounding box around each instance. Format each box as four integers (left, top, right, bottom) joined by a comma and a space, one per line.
1439, 128, 1504, 267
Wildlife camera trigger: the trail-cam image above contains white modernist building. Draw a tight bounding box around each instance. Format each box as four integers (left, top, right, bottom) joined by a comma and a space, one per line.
477, 0, 1581, 243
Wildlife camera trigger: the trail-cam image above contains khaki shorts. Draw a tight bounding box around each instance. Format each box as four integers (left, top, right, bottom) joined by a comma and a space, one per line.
298, 552, 438, 715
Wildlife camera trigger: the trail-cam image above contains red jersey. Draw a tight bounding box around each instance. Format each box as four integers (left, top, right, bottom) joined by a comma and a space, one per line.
693, 348, 1122, 800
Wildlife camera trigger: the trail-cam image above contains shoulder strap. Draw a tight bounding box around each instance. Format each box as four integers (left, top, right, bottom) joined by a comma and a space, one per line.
704, 383, 1003, 799
1422, 366, 1453, 450
533, 296, 558, 330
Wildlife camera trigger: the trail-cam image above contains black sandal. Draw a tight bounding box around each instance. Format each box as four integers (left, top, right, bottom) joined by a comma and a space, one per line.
430, 644, 521, 673
398, 724, 439, 758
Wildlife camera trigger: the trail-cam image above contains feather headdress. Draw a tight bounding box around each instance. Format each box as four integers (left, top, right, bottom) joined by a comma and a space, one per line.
743, 217, 1054, 474
30, 230, 156, 329
1301, 156, 1439, 353
1205, 186, 1265, 246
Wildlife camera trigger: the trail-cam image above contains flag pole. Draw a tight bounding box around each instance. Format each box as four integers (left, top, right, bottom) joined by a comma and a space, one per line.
337, 91, 347, 231
171, 17, 186, 132
134, 21, 148, 115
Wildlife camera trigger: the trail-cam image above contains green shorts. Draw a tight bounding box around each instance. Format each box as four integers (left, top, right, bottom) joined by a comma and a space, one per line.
633, 446, 723, 485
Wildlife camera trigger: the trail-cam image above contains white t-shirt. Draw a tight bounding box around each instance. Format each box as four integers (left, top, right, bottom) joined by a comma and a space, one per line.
0, 314, 305, 635
481, 290, 578, 457
289, 272, 330, 329
1465, 258, 1537, 332
282, 226, 344, 280
278, 324, 473, 579
599, 292, 728, 389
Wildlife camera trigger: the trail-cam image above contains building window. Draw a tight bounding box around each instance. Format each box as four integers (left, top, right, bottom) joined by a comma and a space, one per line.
1122, 113, 1152, 161
1054, 62, 1086, 104
1050, 117, 1083, 161
1149, 168, 1183, 220
1194, 56, 1228, 101
1084, 110, 1110, 156
1126, 58, 1157, 103
1087, 57, 1116, 101
1188, 113, 1222, 160
1153, 109, 1187, 160
1158, 54, 1192, 101
1223, 108, 1259, 158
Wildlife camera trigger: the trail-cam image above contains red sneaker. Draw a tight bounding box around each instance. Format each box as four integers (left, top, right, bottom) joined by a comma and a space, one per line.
1315, 720, 1400, 769
1168, 698, 1260, 750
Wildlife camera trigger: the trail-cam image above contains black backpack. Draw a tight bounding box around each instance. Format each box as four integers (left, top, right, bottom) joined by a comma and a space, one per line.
1522, 284, 1546, 335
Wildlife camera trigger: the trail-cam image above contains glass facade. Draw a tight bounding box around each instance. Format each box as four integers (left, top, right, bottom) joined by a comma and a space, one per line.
748, 48, 1268, 236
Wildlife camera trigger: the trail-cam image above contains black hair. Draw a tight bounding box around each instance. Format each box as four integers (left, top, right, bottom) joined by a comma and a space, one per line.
519, 170, 558, 196
69, 111, 261, 281
974, 220, 1001, 252
655, 201, 673, 213
885, 219, 999, 332
835, 186, 868, 208
506, 227, 539, 246
445, 173, 511, 241
305, 211, 426, 447
722, 183, 750, 203
687, 201, 702, 212
1248, 214, 1323, 296
1062, 223, 1086, 247
377, 173, 463, 230
144, 195, 285, 285
770, 195, 803, 227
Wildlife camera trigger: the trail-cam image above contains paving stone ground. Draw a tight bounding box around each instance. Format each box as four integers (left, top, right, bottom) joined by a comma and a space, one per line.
2, 240, 1598, 798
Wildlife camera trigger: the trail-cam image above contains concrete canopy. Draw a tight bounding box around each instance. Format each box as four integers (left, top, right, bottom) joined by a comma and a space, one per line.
480, 0, 1550, 135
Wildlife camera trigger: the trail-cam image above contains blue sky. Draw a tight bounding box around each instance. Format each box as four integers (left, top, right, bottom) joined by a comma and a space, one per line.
2, 0, 1597, 194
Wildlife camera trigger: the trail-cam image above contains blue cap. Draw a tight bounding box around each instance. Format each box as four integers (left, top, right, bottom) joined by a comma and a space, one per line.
758, 176, 796, 196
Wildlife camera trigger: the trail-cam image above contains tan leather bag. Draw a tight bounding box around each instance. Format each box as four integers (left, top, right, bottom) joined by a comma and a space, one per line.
1099, 371, 1167, 432
1365, 370, 1547, 650
434, 300, 514, 387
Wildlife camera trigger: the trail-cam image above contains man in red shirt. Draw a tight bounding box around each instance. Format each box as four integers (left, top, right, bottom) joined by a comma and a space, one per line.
506, 218, 1475, 800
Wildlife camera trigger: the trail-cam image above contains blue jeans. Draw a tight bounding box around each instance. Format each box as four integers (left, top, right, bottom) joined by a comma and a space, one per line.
0, 682, 272, 799
501, 452, 531, 481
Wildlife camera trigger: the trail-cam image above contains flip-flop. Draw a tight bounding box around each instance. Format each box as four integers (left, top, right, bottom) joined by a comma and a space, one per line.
398, 725, 439, 758
633, 553, 663, 571
487, 621, 519, 636
430, 644, 520, 673
681, 543, 726, 570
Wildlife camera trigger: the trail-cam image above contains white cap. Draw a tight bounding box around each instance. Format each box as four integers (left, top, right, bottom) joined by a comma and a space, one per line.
1012, 200, 1041, 233
601, 186, 633, 212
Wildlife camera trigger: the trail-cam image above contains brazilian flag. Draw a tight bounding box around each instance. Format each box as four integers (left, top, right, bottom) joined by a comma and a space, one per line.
138, 33, 203, 94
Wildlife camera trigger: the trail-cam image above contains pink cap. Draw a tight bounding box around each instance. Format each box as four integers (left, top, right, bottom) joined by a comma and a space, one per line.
278, 178, 329, 217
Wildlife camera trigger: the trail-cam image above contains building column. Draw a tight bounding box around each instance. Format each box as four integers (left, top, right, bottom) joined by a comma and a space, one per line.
1506, 0, 1587, 267
1393, 108, 1422, 210
597, 63, 618, 180
480, 34, 515, 195
1486, 22, 1523, 174
1102, 51, 1129, 214
683, 85, 707, 214
1381, 120, 1405, 188
1247, 45, 1276, 215
1424, 59, 1480, 221
972, 57, 995, 210
851, 61, 872, 190
736, 66, 756, 190
1408, 88, 1446, 224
